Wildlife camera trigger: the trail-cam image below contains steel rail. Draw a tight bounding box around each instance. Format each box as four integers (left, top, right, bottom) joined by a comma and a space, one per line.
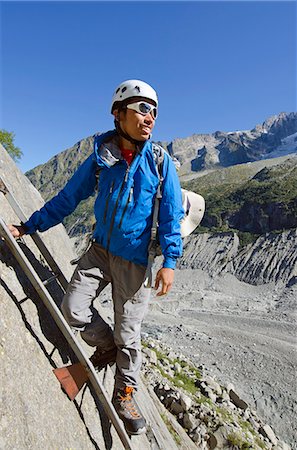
0, 217, 134, 450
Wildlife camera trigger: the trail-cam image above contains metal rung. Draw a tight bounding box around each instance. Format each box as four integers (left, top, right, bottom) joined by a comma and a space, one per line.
18, 296, 30, 305
42, 274, 60, 286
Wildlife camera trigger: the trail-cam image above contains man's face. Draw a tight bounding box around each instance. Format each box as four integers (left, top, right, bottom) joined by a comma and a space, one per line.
114, 101, 156, 142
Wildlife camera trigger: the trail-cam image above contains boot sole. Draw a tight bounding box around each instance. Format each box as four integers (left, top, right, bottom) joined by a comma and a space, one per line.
126, 426, 146, 436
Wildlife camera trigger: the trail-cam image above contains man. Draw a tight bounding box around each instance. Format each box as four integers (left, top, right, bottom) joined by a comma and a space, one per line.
9, 79, 184, 435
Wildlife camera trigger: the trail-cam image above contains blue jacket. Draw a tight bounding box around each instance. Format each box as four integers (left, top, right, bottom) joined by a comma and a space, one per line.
24, 130, 184, 269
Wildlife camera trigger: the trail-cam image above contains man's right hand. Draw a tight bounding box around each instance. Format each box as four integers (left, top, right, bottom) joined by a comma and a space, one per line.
8, 224, 26, 238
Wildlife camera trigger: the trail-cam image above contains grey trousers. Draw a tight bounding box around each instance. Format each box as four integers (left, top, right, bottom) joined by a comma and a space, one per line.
61, 242, 151, 390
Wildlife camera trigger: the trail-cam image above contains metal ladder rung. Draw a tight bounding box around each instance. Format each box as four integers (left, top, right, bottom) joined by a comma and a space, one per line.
42, 274, 60, 286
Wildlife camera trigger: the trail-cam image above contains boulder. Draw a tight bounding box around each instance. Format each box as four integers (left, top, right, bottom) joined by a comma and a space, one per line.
183, 412, 198, 431
273, 442, 291, 450
203, 375, 222, 395
229, 389, 249, 410
180, 393, 192, 411
170, 400, 184, 415
142, 347, 158, 365
259, 424, 278, 446
208, 426, 229, 449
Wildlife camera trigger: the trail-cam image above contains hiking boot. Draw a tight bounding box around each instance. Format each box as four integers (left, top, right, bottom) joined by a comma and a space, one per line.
112, 386, 146, 435
90, 346, 117, 370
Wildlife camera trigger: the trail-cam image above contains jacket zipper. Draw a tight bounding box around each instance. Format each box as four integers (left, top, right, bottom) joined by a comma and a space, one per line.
107, 167, 130, 250
103, 180, 115, 224
118, 187, 133, 229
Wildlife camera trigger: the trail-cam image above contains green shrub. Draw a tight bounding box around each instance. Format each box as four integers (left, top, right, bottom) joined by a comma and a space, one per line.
227, 432, 252, 449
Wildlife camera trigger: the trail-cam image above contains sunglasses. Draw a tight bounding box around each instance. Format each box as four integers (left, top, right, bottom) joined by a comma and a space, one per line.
126, 101, 158, 119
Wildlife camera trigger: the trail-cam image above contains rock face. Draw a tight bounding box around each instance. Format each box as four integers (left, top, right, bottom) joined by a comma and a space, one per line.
182, 154, 297, 235
178, 230, 297, 286
161, 112, 297, 173
0, 146, 184, 449
228, 198, 297, 234
25, 135, 95, 199
228, 230, 297, 285
179, 232, 240, 274
224, 158, 297, 234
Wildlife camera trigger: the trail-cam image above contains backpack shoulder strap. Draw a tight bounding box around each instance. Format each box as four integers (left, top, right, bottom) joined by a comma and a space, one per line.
95, 166, 101, 193
152, 143, 165, 180
151, 143, 165, 237
152, 143, 180, 173
144, 144, 166, 288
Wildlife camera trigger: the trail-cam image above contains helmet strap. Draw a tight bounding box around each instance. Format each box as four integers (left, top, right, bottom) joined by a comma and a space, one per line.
114, 118, 147, 150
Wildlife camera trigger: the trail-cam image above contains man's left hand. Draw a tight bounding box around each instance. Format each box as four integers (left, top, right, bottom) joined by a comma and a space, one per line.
154, 268, 174, 296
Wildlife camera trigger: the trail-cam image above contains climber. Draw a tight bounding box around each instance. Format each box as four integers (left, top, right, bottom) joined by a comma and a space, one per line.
8, 79, 184, 435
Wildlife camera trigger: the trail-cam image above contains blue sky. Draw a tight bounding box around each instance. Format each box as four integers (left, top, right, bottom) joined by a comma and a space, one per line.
1, 1, 296, 172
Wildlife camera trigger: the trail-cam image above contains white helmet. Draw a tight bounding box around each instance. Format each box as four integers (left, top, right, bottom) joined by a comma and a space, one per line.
111, 79, 158, 113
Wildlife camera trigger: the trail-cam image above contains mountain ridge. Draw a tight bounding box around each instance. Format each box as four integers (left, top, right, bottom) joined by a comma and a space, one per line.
26, 112, 297, 192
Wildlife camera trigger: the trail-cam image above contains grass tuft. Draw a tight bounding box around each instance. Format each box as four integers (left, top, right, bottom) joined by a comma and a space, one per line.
160, 413, 182, 446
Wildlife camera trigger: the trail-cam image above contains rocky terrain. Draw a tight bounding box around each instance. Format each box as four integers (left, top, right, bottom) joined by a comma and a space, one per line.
138, 230, 296, 447
4, 143, 294, 449
141, 336, 292, 450
141, 267, 296, 449
179, 230, 297, 286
